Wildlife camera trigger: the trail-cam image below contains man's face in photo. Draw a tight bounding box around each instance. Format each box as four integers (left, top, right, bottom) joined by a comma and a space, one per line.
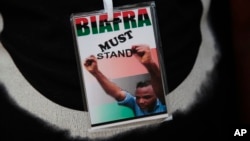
135, 85, 157, 110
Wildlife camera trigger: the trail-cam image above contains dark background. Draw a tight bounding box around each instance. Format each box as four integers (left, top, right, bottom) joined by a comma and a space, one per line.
0, 0, 249, 140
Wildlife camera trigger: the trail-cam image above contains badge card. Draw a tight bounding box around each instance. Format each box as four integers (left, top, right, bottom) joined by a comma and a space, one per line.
71, 1, 169, 130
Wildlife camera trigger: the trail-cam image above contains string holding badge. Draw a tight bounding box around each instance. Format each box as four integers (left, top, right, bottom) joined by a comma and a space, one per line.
103, 0, 114, 22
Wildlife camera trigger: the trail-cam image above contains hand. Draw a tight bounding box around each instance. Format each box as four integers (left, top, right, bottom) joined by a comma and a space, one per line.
131, 44, 153, 65
84, 55, 98, 74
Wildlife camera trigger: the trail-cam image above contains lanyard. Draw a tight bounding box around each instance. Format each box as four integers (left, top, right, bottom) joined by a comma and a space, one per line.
103, 0, 113, 21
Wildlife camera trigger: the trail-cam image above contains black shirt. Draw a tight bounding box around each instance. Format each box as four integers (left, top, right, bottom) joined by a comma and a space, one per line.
0, 0, 202, 111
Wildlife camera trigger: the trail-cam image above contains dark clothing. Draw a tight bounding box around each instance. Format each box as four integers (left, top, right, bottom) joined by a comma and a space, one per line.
0, 0, 202, 111
0, 0, 241, 140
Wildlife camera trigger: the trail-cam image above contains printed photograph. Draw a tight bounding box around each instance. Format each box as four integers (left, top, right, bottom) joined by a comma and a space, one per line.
71, 2, 168, 129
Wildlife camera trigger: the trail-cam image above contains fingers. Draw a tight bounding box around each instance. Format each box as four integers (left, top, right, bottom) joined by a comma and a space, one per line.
84, 55, 96, 67
131, 45, 150, 56
85, 60, 93, 66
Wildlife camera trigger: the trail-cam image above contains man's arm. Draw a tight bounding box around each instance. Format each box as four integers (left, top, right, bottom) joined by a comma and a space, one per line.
84, 55, 126, 101
132, 45, 165, 104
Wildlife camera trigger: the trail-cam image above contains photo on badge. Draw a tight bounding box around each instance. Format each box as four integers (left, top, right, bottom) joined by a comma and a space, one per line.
70, 1, 169, 131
